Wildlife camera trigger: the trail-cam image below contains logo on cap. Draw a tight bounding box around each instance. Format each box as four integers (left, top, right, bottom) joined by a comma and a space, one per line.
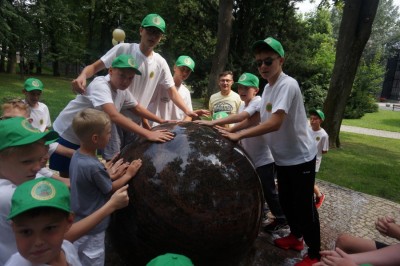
239, 74, 247, 81
31, 180, 56, 201
128, 58, 136, 67
22, 118, 41, 133
153, 16, 161, 25
32, 80, 40, 87
184, 58, 192, 65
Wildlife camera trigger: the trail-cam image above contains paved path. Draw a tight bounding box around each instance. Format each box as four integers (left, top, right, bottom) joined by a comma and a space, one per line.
341, 125, 400, 139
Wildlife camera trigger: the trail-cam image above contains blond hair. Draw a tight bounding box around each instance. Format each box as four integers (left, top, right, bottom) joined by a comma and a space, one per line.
1, 98, 31, 119
72, 108, 110, 142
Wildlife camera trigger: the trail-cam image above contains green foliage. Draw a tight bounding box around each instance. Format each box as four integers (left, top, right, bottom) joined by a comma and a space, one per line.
344, 54, 384, 118
342, 109, 400, 132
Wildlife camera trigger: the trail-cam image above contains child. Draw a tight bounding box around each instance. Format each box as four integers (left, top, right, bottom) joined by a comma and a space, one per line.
309, 109, 329, 208
70, 108, 142, 266
5, 177, 81, 266
0, 116, 59, 265
196, 72, 287, 232
0, 117, 132, 265
51, 53, 174, 177
22, 78, 51, 132
219, 37, 320, 266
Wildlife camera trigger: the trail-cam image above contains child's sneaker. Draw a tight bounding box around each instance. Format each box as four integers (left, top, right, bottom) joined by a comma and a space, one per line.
294, 254, 319, 266
315, 193, 325, 209
273, 233, 304, 251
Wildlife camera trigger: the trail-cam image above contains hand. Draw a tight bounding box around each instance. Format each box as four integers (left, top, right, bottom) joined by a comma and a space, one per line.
147, 129, 175, 142
376, 216, 400, 239
110, 160, 129, 180
217, 129, 241, 142
71, 75, 87, 94
185, 110, 199, 118
107, 185, 130, 211
194, 109, 211, 117
126, 159, 142, 178
193, 120, 215, 126
214, 125, 232, 132
316, 248, 355, 266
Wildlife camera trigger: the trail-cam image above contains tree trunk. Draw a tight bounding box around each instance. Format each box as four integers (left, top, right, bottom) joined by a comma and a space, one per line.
323, 0, 379, 148
206, 0, 233, 103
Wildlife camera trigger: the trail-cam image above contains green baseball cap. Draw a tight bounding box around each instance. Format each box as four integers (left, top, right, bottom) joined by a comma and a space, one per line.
175, 55, 195, 72
24, 78, 44, 92
146, 253, 193, 266
235, 72, 259, 88
309, 109, 325, 121
252, 37, 285, 57
0, 117, 59, 151
8, 177, 70, 220
141, 13, 166, 33
212, 111, 229, 120
111, 54, 142, 75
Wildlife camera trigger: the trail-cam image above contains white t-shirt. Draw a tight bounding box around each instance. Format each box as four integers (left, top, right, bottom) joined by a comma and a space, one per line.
239, 96, 274, 168
53, 76, 137, 145
101, 43, 175, 109
26, 102, 51, 132
5, 240, 81, 266
259, 72, 317, 166
0, 179, 17, 265
309, 127, 329, 172
148, 83, 193, 127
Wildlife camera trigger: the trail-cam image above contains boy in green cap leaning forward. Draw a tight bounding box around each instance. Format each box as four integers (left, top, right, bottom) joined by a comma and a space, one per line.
51, 53, 174, 177
196, 72, 287, 232
5, 177, 81, 265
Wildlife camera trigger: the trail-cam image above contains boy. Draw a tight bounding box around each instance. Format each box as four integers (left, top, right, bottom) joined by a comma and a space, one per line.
309, 109, 329, 208
5, 177, 81, 266
22, 78, 51, 132
0, 116, 59, 264
51, 54, 174, 177
70, 108, 142, 266
0, 117, 132, 265
196, 72, 287, 231
218, 37, 320, 266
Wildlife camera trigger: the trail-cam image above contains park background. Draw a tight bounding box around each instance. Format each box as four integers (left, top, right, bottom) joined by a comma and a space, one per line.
1, 1, 399, 203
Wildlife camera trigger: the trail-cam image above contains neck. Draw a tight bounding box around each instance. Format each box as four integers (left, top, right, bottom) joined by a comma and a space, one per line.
174, 76, 182, 87
221, 90, 230, 96
79, 144, 97, 157
139, 42, 153, 57
267, 70, 282, 87
312, 125, 321, 131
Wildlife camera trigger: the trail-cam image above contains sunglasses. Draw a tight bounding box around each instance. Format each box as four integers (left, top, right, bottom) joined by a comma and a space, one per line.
255, 57, 279, 67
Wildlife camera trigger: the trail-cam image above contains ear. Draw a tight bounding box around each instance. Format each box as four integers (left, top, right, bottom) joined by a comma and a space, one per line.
65, 213, 75, 232
92, 134, 99, 144
109, 68, 113, 76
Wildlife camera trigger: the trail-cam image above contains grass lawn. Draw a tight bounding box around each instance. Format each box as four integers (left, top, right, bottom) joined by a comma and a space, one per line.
0, 73, 399, 202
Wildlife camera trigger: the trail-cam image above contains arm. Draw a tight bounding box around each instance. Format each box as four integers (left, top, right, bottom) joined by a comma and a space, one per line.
218, 110, 285, 142
72, 60, 106, 94
195, 111, 250, 127
131, 104, 165, 124
55, 144, 75, 158
101, 103, 174, 142
168, 86, 197, 118
65, 185, 129, 242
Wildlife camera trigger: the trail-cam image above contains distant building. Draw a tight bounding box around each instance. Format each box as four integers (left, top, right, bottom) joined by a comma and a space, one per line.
381, 53, 400, 101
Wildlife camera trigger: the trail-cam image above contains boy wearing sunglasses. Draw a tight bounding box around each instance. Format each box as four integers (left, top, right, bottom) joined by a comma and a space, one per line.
218, 37, 320, 266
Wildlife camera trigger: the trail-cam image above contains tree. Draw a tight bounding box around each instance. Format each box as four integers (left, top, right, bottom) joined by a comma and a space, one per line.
206, 0, 233, 101
323, 0, 379, 148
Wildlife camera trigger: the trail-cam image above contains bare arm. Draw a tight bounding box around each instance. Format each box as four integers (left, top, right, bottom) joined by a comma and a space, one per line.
131, 104, 165, 124
72, 60, 106, 94
65, 185, 129, 242
218, 110, 285, 142
55, 144, 75, 158
195, 111, 250, 127
101, 103, 174, 142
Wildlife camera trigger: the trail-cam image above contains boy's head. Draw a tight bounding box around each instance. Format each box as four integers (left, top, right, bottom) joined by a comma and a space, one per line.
234, 72, 259, 102
174, 55, 195, 81
9, 177, 73, 265
252, 37, 285, 81
140, 14, 165, 49
0, 117, 59, 185
72, 108, 111, 149
146, 253, 194, 266
23, 78, 44, 107
109, 54, 142, 91
1, 98, 31, 121
309, 109, 325, 129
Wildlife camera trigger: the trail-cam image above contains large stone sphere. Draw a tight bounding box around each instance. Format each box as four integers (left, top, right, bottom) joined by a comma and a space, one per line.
107, 122, 263, 266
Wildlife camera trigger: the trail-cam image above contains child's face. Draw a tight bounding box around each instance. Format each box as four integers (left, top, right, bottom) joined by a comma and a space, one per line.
96, 123, 112, 149
23, 90, 42, 106
109, 68, 136, 90
255, 51, 283, 81
238, 85, 258, 103
174, 66, 192, 82
310, 114, 322, 128
0, 141, 47, 185
12, 211, 73, 265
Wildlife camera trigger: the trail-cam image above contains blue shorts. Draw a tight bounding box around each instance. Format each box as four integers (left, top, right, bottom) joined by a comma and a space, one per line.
49, 137, 80, 174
